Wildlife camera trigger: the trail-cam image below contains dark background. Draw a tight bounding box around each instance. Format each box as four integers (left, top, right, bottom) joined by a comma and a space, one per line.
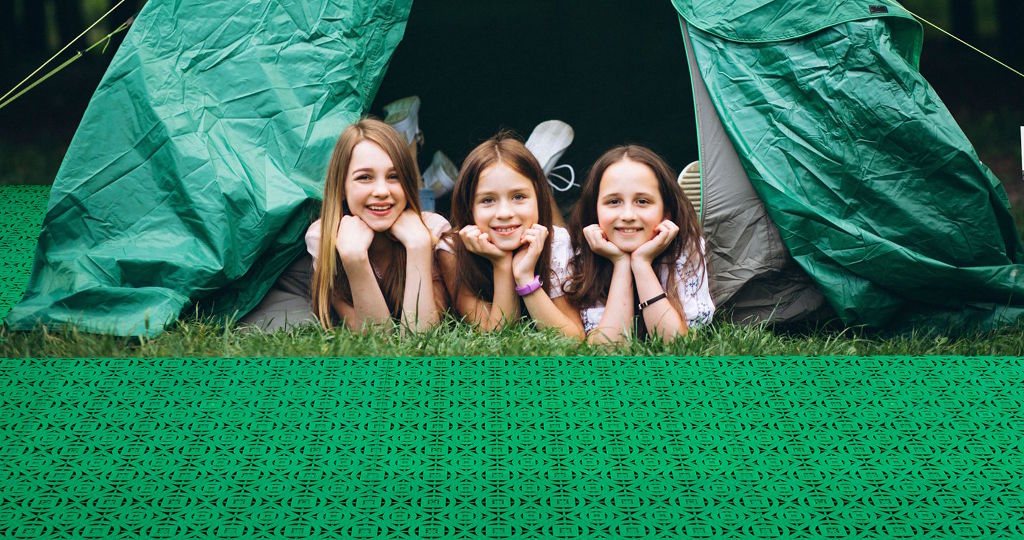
2, 0, 1022, 209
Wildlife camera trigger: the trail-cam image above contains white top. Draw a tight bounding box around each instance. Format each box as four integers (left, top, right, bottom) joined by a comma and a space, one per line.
439, 225, 572, 300
580, 242, 715, 332
305, 211, 452, 270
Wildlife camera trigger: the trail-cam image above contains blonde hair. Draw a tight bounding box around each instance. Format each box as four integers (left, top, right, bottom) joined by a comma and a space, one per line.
311, 118, 423, 329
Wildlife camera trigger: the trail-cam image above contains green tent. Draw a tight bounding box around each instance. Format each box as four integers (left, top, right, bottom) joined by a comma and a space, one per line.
5, 0, 412, 336
677, 0, 1024, 330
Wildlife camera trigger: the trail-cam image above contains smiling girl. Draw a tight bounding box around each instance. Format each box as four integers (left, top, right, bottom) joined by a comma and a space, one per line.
308, 118, 450, 332
564, 145, 714, 343
438, 132, 584, 338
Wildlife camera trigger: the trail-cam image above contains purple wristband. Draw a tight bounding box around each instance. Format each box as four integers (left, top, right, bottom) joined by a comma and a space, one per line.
515, 275, 542, 296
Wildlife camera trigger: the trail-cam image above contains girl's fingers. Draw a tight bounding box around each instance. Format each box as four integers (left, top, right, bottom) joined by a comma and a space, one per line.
660, 220, 679, 243
583, 224, 604, 247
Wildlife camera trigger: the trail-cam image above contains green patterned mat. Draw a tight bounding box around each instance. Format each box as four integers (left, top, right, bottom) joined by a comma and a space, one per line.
2, 356, 1023, 538
0, 185, 49, 323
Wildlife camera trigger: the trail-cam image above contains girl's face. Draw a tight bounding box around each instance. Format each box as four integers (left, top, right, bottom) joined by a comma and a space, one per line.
344, 140, 408, 232
472, 162, 540, 251
596, 158, 665, 253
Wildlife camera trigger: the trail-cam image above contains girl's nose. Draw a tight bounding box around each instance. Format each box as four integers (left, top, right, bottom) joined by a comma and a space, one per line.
371, 178, 390, 196
621, 203, 637, 220
496, 198, 514, 217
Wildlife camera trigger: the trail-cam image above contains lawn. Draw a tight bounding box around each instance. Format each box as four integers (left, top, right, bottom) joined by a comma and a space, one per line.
3, 314, 1023, 357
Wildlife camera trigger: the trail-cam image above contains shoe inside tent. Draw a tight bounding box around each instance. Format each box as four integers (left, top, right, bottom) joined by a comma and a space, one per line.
6, 0, 1023, 335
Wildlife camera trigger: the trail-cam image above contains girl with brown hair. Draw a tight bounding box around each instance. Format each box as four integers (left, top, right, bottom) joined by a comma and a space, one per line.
307, 118, 450, 332
437, 132, 584, 338
564, 145, 714, 343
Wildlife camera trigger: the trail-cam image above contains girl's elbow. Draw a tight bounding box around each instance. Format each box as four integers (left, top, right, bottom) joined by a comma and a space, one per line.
586, 328, 627, 345
561, 326, 586, 342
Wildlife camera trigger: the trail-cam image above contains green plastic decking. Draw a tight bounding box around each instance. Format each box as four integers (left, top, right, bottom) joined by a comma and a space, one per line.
2, 356, 1024, 538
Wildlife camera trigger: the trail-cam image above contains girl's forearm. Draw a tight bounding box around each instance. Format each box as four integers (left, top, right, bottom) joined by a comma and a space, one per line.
522, 291, 585, 339
588, 258, 634, 344
401, 247, 440, 332
481, 263, 520, 331
632, 259, 686, 341
341, 256, 393, 331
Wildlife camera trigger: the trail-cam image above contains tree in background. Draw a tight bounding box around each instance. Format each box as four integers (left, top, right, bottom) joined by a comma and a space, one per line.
949, 0, 979, 44
996, 0, 1024, 65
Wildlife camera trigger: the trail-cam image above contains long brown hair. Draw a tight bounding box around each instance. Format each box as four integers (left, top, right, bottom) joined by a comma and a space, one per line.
311, 118, 423, 329
564, 145, 705, 314
446, 131, 555, 307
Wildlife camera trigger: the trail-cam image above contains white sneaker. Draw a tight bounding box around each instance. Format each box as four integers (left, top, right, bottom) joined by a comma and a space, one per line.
383, 95, 422, 145
422, 151, 458, 197
525, 120, 573, 175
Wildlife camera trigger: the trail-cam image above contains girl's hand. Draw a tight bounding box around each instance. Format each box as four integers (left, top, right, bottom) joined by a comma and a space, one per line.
390, 210, 432, 250
512, 224, 548, 283
583, 224, 627, 263
336, 215, 375, 263
460, 225, 510, 264
632, 219, 679, 265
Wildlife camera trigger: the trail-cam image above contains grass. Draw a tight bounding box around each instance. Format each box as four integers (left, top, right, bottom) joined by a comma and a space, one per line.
3, 314, 1023, 357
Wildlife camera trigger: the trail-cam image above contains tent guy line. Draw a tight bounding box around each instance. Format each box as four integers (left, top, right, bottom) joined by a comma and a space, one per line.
0, 0, 128, 110
882, 0, 1024, 80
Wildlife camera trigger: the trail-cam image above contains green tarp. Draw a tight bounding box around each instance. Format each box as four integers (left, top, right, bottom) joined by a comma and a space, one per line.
676, 0, 1024, 330
6, 0, 412, 336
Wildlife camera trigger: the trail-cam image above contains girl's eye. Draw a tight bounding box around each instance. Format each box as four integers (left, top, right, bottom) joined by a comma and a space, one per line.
387, 173, 400, 183
355, 174, 372, 182
604, 198, 621, 206
478, 197, 494, 205
637, 198, 650, 205
512, 193, 527, 201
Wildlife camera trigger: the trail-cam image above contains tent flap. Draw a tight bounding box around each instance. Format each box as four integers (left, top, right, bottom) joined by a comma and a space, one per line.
684, 12, 1024, 330
5, 0, 412, 336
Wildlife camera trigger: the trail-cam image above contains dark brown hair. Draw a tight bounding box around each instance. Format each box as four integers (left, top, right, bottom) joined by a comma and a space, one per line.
311, 118, 423, 329
564, 145, 705, 314
445, 131, 555, 307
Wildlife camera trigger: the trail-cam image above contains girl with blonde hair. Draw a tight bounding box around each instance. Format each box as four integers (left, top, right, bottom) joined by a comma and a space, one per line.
307, 118, 450, 331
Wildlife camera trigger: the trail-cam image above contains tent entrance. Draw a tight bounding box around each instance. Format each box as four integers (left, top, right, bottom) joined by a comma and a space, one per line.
370, 1, 700, 216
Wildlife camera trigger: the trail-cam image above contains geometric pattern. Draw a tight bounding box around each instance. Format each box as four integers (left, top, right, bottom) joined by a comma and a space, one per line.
2, 356, 1023, 538
0, 184, 49, 323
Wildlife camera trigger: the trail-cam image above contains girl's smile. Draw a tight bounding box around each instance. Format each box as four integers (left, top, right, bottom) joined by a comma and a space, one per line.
596, 158, 666, 253
472, 163, 539, 251
345, 140, 407, 232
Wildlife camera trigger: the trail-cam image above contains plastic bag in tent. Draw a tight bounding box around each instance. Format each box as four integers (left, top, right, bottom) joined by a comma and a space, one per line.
5, 0, 412, 336
677, 0, 1024, 330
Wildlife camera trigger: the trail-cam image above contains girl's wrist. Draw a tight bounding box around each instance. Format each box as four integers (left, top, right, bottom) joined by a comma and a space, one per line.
514, 270, 537, 287
514, 274, 542, 296
629, 254, 654, 270
403, 240, 432, 255
614, 256, 634, 270
340, 253, 371, 273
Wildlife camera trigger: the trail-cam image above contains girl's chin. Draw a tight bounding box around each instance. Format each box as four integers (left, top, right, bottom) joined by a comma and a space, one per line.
491, 240, 523, 252
608, 240, 642, 254
357, 210, 401, 229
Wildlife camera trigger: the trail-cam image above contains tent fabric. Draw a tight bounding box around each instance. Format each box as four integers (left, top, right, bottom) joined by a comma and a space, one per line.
682, 23, 831, 324
6, 0, 412, 336
678, 2, 1024, 330
670, 0, 920, 48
